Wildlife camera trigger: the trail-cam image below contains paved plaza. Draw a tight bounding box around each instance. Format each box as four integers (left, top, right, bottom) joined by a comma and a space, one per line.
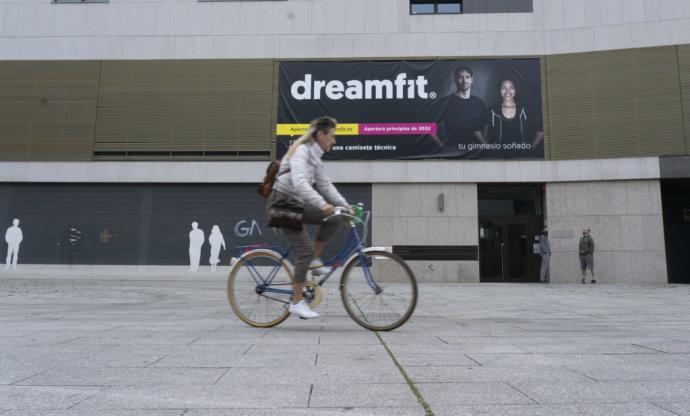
1, 270, 690, 415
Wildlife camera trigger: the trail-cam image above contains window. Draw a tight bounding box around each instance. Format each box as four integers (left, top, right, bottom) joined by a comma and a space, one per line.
199, 0, 287, 2
410, 0, 462, 15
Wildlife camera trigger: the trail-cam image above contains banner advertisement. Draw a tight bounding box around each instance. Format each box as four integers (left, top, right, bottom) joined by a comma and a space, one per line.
277, 59, 544, 160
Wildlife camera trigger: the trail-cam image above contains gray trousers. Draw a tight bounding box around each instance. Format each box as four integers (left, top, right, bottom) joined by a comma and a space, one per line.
579, 255, 594, 275
539, 254, 550, 282
279, 201, 340, 284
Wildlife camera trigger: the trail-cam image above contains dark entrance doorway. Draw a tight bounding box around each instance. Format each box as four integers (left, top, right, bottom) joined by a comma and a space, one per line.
478, 184, 544, 282
661, 179, 690, 284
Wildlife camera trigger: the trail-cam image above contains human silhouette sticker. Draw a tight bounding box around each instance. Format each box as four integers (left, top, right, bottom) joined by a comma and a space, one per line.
5, 219, 23, 270
208, 225, 226, 272
188, 221, 205, 272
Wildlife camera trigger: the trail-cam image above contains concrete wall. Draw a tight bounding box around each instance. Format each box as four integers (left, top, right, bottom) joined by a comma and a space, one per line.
546, 180, 667, 283
0, 157, 661, 184
1, 0, 690, 59
0, 161, 673, 283
372, 183, 479, 283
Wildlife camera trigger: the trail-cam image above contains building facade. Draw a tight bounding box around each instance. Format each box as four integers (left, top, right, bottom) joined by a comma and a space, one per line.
1, 0, 690, 283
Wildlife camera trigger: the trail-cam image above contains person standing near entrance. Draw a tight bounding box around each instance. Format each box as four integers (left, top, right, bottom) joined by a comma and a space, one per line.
538, 227, 550, 283
579, 227, 595, 283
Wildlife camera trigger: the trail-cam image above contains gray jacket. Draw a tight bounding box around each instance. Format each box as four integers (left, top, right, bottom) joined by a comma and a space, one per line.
539, 235, 550, 256
579, 235, 595, 256
273, 141, 348, 209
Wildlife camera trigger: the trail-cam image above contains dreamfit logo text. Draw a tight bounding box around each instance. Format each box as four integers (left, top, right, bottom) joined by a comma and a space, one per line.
290, 73, 436, 101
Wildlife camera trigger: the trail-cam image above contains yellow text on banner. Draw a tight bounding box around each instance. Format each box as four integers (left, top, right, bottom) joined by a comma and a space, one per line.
276, 124, 359, 136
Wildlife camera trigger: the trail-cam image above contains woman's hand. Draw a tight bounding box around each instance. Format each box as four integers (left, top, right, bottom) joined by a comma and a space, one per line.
320, 203, 335, 215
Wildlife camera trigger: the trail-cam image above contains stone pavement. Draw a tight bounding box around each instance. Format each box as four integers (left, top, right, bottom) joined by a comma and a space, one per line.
1, 270, 690, 415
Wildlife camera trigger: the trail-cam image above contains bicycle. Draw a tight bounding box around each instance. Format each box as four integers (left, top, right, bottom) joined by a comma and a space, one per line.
226, 205, 417, 331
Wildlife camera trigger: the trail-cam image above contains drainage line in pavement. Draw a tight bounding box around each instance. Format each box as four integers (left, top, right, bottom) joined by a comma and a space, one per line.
374, 331, 435, 416
307, 384, 314, 407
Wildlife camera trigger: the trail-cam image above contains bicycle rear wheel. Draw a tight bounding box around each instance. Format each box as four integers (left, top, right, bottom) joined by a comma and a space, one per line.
340, 250, 417, 331
227, 250, 292, 328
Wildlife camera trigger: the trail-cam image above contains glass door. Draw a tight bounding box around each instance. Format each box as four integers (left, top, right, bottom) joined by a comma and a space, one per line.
478, 185, 544, 282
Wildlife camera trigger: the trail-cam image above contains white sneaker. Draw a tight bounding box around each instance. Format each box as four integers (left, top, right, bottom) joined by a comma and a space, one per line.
288, 300, 319, 319
309, 258, 331, 276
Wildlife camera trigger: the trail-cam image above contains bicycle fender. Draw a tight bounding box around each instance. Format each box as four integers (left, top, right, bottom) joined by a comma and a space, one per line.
365, 246, 391, 253
342, 247, 388, 267
339, 247, 393, 290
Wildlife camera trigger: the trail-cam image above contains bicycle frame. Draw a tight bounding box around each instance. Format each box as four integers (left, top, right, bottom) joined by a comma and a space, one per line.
246, 211, 382, 298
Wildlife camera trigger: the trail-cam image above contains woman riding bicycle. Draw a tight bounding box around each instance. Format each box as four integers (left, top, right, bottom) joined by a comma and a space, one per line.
267, 116, 350, 319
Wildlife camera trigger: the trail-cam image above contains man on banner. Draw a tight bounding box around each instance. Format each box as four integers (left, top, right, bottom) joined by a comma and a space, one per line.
431, 66, 486, 157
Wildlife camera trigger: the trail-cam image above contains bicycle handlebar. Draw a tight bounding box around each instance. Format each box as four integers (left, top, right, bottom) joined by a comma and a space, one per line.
324, 206, 355, 221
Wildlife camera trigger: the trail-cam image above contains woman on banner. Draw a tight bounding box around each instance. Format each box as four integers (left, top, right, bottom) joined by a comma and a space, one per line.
475, 78, 544, 158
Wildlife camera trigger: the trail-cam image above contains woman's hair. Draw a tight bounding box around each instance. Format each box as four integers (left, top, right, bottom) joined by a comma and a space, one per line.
211, 225, 220, 234
285, 116, 337, 159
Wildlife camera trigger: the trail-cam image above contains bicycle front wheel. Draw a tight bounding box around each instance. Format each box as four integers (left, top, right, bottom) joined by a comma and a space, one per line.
340, 250, 417, 331
227, 250, 292, 328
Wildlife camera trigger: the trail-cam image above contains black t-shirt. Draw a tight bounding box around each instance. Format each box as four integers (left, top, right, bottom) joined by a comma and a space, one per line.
434, 94, 486, 156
